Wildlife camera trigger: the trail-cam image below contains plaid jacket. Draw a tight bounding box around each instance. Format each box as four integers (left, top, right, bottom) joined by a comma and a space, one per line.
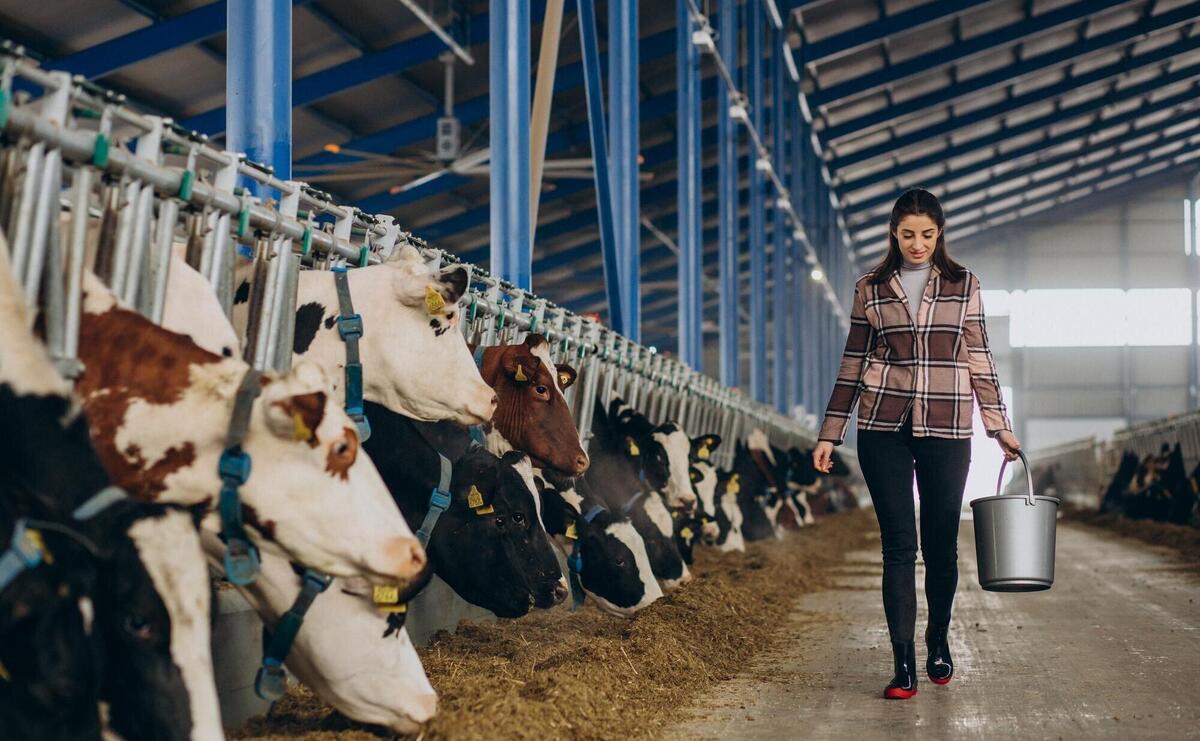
818, 265, 1011, 445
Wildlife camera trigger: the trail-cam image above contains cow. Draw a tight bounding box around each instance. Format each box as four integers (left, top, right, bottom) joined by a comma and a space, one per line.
1101, 451, 1139, 514
0, 245, 221, 740
688, 433, 723, 543
610, 399, 698, 509
234, 245, 496, 426
362, 400, 568, 616
536, 472, 663, 616
586, 399, 690, 589
712, 469, 747, 552
472, 334, 589, 477
731, 440, 780, 542
75, 271, 426, 585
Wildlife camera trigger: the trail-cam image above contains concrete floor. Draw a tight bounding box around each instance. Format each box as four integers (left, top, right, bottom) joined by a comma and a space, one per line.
668, 517, 1200, 741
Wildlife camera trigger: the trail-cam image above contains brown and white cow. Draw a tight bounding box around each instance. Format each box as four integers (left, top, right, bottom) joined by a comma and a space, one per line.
75, 272, 425, 584
473, 334, 589, 477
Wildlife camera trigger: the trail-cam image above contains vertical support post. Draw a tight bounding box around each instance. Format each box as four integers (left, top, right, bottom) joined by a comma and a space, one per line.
611, 0, 640, 340
718, 0, 740, 388
789, 86, 805, 416
770, 24, 788, 414
1189, 174, 1200, 411
677, 0, 703, 370
530, 0, 565, 228
577, 0, 624, 331
490, 0, 532, 290
227, 0, 292, 191
747, 0, 767, 402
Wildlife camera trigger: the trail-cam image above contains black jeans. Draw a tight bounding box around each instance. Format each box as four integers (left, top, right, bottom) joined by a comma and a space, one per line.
857, 417, 971, 643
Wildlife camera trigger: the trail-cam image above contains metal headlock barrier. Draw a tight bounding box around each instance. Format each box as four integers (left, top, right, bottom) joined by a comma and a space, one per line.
1007, 411, 1200, 503
0, 44, 825, 469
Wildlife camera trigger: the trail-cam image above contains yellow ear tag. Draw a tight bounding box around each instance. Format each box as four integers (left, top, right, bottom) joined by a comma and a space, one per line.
424, 285, 446, 315
697, 445, 710, 460
473, 504, 495, 516
627, 439, 640, 457
0, 658, 9, 682
514, 365, 528, 382
565, 522, 578, 540
292, 411, 313, 442
467, 485, 484, 509
680, 526, 694, 541
727, 474, 741, 495
559, 372, 572, 388
26, 529, 53, 565
373, 585, 400, 606
377, 602, 408, 614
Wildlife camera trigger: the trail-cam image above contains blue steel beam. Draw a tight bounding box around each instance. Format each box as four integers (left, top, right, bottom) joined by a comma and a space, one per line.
823, 8, 1200, 146
799, 0, 991, 66
718, 0, 741, 388
677, 0, 703, 370
788, 79, 806, 415
577, 0, 624, 332
747, 0, 768, 402
227, 0, 291, 190
840, 79, 1200, 206
299, 27, 678, 170
610, 0, 641, 341
490, 0, 531, 289
852, 115, 1200, 240
807, 0, 1130, 109
771, 24, 789, 414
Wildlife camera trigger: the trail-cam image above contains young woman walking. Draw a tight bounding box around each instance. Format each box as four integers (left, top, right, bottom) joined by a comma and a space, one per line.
812, 188, 1021, 700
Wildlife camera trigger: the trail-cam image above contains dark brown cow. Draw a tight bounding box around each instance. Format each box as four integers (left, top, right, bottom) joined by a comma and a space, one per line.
474, 334, 589, 477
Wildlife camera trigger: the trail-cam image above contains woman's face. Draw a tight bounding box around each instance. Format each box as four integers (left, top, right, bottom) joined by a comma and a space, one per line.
892, 214, 940, 265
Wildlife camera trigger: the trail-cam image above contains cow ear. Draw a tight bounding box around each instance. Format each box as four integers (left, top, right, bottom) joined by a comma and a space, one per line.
438, 265, 469, 304
692, 434, 721, 459
555, 363, 578, 390
261, 362, 328, 445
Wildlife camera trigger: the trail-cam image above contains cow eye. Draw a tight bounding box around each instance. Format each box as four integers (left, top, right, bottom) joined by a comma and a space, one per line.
494, 516, 506, 527
615, 557, 626, 567
512, 512, 526, 526
124, 614, 155, 642
534, 385, 549, 398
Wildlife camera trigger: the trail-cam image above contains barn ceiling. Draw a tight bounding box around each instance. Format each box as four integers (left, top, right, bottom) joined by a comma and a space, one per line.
1, 0, 1198, 349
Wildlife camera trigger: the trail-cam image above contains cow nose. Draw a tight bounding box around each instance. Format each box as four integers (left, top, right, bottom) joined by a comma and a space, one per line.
490, 392, 499, 408
552, 582, 569, 604
385, 536, 427, 581
573, 452, 590, 475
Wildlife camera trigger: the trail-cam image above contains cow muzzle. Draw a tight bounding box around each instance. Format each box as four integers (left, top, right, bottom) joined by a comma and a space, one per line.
379, 536, 428, 583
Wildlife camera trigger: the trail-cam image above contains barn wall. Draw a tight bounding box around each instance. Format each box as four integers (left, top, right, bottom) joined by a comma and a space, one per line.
956, 176, 1196, 453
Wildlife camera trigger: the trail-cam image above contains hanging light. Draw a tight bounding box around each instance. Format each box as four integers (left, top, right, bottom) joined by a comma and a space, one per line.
810, 268, 824, 282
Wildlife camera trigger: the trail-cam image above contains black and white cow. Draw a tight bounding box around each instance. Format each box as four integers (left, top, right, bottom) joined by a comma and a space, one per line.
586, 400, 690, 589
537, 472, 663, 616
731, 440, 779, 542
0, 246, 220, 740
712, 469, 747, 552
610, 399, 697, 510
363, 400, 567, 616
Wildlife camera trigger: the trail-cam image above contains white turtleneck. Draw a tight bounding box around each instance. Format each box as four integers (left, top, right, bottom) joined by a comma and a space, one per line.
899, 260, 932, 319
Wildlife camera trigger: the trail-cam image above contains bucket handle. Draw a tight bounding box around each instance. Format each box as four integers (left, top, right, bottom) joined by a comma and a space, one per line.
996, 449, 1036, 506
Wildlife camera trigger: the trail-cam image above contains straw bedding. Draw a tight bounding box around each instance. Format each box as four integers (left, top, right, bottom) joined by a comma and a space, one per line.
236, 508, 873, 740
1061, 506, 1200, 567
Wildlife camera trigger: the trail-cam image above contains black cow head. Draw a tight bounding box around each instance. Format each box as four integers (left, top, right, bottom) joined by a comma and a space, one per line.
732, 441, 777, 542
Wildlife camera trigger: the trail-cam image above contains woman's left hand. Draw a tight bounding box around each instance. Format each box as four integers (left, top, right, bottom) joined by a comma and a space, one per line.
996, 430, 1021, 461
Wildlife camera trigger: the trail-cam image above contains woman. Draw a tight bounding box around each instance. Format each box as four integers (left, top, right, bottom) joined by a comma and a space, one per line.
812, 188, 1021, 700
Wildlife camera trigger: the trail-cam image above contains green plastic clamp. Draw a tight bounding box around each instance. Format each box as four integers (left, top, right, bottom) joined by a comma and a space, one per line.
357, 245, 369, 267
300, 228, 313, 257
91, 132, 110, 169
0, 89, 9, 131
177, 170, 195, 201
237, 206, 250, 238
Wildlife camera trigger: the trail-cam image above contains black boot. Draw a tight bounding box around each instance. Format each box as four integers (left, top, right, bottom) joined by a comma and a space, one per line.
884, 640, 918, 699
926, 624, 953, 685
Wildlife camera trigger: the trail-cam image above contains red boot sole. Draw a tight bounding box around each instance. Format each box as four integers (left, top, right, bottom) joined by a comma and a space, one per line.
884, 686, 918, 699
929, 675, 952, 685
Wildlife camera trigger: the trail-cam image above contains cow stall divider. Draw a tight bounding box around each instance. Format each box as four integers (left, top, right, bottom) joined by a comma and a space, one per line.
0, 46, 842, 721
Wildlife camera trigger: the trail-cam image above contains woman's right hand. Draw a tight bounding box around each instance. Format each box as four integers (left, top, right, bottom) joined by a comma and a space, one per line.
813, 441, 835, 474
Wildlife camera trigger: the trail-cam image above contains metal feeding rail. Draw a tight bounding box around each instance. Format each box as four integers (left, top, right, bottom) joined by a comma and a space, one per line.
0, 45, 824, 467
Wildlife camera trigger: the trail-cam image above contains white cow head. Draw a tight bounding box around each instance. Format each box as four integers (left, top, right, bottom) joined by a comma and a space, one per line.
76, 273, 425, 586
291, 245, 496, 426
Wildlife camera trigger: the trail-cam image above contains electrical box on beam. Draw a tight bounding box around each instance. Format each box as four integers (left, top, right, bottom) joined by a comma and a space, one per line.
436, 117, 461, 162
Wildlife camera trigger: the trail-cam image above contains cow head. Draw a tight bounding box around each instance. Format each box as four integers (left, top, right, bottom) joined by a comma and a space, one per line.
426, 449, 567, 617
476, 335, 589, 476
611, 400, 696, 509
309, 245, 496, 425
75, 276, 426, 586
689, 434, 723, 542
713, 470, 747, 552
537, 475, 662, 616
629, 492, 691, 589
732, 442, 778, 542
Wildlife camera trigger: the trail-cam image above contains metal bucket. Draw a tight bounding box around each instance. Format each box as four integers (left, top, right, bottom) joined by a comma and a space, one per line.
971, 450, 1059, 592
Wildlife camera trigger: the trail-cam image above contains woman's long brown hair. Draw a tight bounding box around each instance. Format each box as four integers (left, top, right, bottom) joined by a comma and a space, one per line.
868, 188, 966, 284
